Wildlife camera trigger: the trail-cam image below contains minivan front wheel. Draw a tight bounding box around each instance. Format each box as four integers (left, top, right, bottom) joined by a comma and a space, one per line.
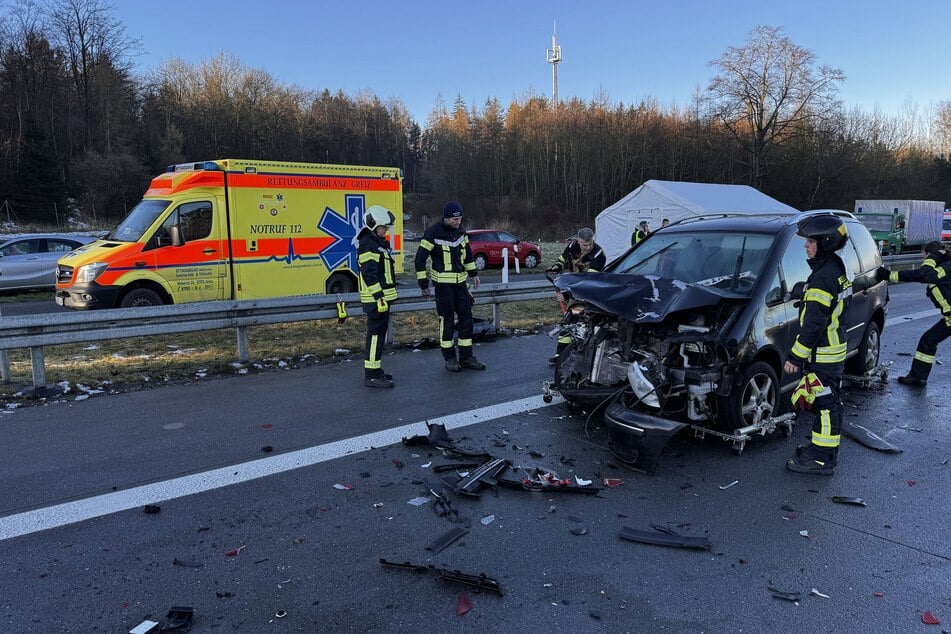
719, 361, 778, 429
846, 321, 881, 375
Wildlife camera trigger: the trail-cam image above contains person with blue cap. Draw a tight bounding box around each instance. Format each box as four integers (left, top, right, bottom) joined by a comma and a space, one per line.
414, 201, 486, 372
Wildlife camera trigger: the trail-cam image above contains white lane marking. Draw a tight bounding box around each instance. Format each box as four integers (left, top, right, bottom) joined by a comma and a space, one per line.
885, 308, 939, 328
0, 395, 558, 542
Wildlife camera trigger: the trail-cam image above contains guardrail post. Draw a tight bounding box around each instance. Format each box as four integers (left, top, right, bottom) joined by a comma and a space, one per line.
25, 346, 60, 397
0, 350, 9, 384
236, 326, 249, 363
492, 303, 501, 332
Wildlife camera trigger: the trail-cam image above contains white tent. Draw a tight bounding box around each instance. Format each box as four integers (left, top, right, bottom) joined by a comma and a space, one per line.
595, 180, 799, 262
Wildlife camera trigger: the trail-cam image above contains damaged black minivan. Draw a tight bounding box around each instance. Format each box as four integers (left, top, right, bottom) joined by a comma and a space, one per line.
544, 211, 888, 471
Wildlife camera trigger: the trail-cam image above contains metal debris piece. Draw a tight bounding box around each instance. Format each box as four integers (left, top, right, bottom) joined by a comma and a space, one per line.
770, 589, 802, 603
810, 588, 830, 598
719, 480, 739, 490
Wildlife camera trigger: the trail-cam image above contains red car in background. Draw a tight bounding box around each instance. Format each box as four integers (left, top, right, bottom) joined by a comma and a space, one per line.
942, 211, 951, 241
467, 230, 542, 270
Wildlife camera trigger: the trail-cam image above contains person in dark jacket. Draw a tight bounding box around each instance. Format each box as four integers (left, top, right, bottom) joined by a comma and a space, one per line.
877, 240, 951, 386
415, 201, 485, 372
630, 220, 649, 246
358, 205, 398, 388
784, 215, 853, 475
547, 227, 606, 363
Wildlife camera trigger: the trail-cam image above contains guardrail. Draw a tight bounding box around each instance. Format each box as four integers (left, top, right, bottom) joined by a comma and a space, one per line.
0, 252, 925, 395
0, 280, 556, 395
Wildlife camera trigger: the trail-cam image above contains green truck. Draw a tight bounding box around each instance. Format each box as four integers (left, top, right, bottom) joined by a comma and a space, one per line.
854, 199, 944, 255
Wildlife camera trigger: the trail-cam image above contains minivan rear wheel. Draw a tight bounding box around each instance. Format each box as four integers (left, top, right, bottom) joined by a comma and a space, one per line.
846, 321, 881, 375
719, 361, 778, 430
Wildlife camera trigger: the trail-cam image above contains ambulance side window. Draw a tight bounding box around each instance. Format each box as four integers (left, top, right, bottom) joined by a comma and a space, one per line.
161, 202, 213, 243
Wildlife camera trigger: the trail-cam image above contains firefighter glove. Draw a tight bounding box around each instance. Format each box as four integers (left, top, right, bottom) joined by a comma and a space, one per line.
875, 266, 890, 282
420, 285, 432, 298
376, 297, 388, 313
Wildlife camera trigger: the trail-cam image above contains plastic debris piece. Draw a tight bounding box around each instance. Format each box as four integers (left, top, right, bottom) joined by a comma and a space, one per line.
602, 478, 624, 487
780, 504, 796, 512
799, 530, 811, 538
575, 476, 592, 486
843, 422, 903, 453
164, 606, 193, 631
426, 527, 469, 554
260, 423, 273, 429
908, 480, 916, 486
619, 526, 711, 550
407, 496, 430, 506
831, 496, 866, 506
782, 514, 797, 521
480, 514, 495, 525
275, 610, 287, 618
129, 620, 161, 634
225, 545, 246, 557
570, 527, 588, 536
392, 459, 405, 468
771, 590, 802, 603
373, 502, 384, 508
873, 592, 884, 598
810, 588, 830, 598
216, 591, 234, 598
143, 504, 161, 514
529, 450, 545, 458
719, 480, 739, 490
334, 483, 355, 490
456, 592, 472, 616
421, 461, 432, 468
261, 445, 273, 453
921, 611, 940, 625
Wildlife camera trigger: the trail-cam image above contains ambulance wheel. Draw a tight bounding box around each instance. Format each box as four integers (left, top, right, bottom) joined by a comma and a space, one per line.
119, 288, 163, 308
326, 273, 355, 294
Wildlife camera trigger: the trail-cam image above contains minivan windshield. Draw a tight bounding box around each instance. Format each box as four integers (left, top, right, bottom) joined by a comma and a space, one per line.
611, 231, 775, 294
108, 199, 171, 242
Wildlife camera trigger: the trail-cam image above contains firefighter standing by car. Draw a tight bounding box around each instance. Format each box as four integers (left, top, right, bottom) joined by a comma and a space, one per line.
877, 240, 951, 387
415, 201, 486, 372
547, 227, 607, 364
358, 205, 398, 388
783, 215, 853, 475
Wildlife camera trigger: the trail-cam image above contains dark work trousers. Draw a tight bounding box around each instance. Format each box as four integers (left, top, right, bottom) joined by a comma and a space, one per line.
435, 283, 474, 361
363, 302, 390, 378
907, 317, 951, 380
806, 365, 843, 457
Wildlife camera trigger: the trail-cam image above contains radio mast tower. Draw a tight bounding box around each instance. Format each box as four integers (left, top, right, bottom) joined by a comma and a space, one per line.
546, 22, 562, 107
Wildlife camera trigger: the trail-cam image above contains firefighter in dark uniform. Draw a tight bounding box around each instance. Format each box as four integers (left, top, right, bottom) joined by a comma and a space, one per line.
547, 227, 606, 363
630, 220, 649, 246
358, 205, 398, 388
784, 215, 853, 475
415, 201, 486, 372
877, 240, 951, 386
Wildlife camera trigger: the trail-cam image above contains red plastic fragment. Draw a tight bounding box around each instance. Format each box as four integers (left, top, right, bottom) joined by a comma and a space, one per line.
225, 544, 246, 557
921, 611, 940, 625
908, 480, 916, 486
873, 592, 884, 598
260, 424, 273, 429
334, 483, 355, 490
456, 592, 472, 616
602, 478, 624, 488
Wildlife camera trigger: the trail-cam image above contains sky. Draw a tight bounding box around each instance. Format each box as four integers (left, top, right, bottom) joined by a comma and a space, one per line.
112, 0, 951, 126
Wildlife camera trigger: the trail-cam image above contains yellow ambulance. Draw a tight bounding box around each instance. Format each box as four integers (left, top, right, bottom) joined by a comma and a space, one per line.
54, 159, 404, 309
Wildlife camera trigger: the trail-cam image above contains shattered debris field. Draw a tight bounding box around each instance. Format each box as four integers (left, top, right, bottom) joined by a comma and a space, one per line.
0, 325, 948, 632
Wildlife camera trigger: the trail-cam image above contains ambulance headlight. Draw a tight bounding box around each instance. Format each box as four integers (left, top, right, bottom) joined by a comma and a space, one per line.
75, 262, 108, 283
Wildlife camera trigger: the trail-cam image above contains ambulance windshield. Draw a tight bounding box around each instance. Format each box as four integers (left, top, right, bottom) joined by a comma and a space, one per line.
108, 199, 171, 242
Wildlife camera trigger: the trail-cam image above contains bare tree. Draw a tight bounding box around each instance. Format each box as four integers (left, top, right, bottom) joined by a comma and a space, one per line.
706, 25, 844, 188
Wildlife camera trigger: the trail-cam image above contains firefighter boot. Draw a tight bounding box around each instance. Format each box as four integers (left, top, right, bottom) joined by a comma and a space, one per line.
897, 375, 927, 387
445, 357, 462, 372
460, 355, 486, 371
364, 375, 395, 388
786, 444, 837, 475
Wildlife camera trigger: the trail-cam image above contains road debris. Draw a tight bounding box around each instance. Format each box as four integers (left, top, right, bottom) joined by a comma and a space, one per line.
810, 588, 830, 598
602, 478, 624, 487
379, 559, 502, 596
143, 505, 161, 515
921, 611, 941, 625
456, 592, 472, 616
407, 496, 430, 506
769, 587, 802, 603
843, 422, 903, 453
164, 606, 194, 631
799, 530, 812, 538
574, 476, 592, 486
619, 526, 711, 550
333, 483, 355, 490
719, 480, 739, 490
261, 445, 273, 453
831, 496, 866, 506
426, 527, 469, 554
480, 514, 495, 525
225, 545, 246, 557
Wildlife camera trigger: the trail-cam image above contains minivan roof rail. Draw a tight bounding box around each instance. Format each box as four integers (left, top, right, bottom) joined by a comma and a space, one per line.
789, 209, 856, 224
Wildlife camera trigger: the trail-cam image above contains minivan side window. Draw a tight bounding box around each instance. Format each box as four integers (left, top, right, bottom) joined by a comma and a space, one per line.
847, 222, 883, 272
780, 235, 811, 292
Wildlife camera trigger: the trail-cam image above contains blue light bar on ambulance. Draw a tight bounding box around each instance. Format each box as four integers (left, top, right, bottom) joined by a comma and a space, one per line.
165, 161, 221, 173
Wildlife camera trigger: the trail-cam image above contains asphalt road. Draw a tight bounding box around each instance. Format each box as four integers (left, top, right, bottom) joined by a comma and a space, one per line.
0, 283, 947, 632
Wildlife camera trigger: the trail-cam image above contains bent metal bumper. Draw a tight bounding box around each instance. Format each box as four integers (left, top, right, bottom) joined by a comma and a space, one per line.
603, 399, 687, 474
